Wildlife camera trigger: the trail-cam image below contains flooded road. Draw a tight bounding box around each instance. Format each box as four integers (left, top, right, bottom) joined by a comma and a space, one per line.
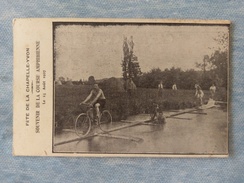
54, 106, 228, 155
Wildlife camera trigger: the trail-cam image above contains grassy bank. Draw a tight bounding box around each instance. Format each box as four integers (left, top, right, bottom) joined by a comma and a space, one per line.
55, 85, 227, 131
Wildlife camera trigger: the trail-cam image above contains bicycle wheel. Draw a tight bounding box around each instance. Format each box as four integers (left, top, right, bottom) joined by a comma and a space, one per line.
99, 110, 112, 132
75, 113, 91, 137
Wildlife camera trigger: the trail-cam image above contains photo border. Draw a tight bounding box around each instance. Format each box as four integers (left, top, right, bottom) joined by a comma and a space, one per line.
51, 19, 230, 157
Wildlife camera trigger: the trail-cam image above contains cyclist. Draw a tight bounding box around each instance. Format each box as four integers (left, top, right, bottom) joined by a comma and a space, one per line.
80, 83, 106, 122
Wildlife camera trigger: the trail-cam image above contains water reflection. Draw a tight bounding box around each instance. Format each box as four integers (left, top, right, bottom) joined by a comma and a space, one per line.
54, 106, 228, 154
140, 123, 166, 134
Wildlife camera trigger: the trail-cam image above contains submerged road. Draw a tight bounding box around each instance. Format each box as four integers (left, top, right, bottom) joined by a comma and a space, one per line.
53, 106, 228, 155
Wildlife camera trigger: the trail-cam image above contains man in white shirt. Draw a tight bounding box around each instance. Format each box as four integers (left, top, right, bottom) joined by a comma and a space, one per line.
158, 80, 163, 98
209, 84, 216, 99
195, 84, 204, 106
172, 83, 177, 90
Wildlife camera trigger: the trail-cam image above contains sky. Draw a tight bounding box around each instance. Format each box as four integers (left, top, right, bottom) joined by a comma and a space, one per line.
54, 23, 229, 81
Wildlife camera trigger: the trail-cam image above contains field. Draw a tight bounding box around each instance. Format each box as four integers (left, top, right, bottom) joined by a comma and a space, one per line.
55, 84, 227, 132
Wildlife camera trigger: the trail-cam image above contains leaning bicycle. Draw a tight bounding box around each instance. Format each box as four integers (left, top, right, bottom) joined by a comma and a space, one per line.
75, 103, 112, 137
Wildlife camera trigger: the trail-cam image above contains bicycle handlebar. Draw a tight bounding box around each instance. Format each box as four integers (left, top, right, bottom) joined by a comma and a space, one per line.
79, 103, 93, 108
79, 102, 89, 106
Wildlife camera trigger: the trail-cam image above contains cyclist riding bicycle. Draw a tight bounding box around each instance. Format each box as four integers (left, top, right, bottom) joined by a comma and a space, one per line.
80, 83, 106, 122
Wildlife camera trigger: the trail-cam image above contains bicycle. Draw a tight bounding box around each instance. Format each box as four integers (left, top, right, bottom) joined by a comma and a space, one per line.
75, 103, 112, 137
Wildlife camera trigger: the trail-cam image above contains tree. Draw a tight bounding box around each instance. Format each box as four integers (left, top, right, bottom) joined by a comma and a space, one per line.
121, 36, 142, 87
196, 32, 228, 88
137, 67, 201, 90
196, 55, 210, 75
209, 50, 228, 87
179, 69, 201, 89
138, 68, 163, 88
163, 67, 182, 89
58, 76, 65, 84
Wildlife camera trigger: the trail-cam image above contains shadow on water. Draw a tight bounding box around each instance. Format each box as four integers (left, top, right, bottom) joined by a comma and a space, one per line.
139, 123, 166, 134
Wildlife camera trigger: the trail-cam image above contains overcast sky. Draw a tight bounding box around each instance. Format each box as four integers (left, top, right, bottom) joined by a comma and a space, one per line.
54, 24, 228, 81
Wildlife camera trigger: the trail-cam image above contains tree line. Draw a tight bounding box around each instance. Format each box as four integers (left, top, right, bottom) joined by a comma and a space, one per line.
125, 32, 228, 90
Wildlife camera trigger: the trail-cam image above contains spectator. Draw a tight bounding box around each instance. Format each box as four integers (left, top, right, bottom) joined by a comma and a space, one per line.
195, 84, 204, 106
158, 80, 163, 98
172, 83, 177, 90
209, 83, 216, 99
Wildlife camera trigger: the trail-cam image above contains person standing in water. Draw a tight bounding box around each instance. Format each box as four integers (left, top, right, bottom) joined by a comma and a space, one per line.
195, 84, 204, 106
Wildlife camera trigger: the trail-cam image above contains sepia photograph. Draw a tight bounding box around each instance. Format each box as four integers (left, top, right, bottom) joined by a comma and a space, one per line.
52, 20, 229, 156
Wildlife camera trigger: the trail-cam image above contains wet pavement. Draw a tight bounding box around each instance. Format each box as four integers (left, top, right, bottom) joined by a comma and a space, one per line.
53, 105, 228, 155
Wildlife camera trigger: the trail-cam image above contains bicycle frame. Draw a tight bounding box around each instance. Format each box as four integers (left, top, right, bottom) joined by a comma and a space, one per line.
77, 103, 112, 134
80, 103, 101, 123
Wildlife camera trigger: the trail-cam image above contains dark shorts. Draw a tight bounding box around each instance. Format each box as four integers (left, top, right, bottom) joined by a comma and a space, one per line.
93, 99, 106, 109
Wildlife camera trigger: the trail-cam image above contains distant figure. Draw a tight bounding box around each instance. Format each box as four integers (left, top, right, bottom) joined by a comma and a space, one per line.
209, 84, 216, 99
79, 79, 83, 85
158, 80, 163, 98
172, 83, 177, 90
125, 78, 137, 96
195, 84, 204, 106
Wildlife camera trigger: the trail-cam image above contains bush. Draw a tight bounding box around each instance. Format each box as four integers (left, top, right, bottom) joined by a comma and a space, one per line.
55, 85, 227, 130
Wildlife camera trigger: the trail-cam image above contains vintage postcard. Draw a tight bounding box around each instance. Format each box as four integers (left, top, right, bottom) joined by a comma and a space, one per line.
13, 18, 230, 157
